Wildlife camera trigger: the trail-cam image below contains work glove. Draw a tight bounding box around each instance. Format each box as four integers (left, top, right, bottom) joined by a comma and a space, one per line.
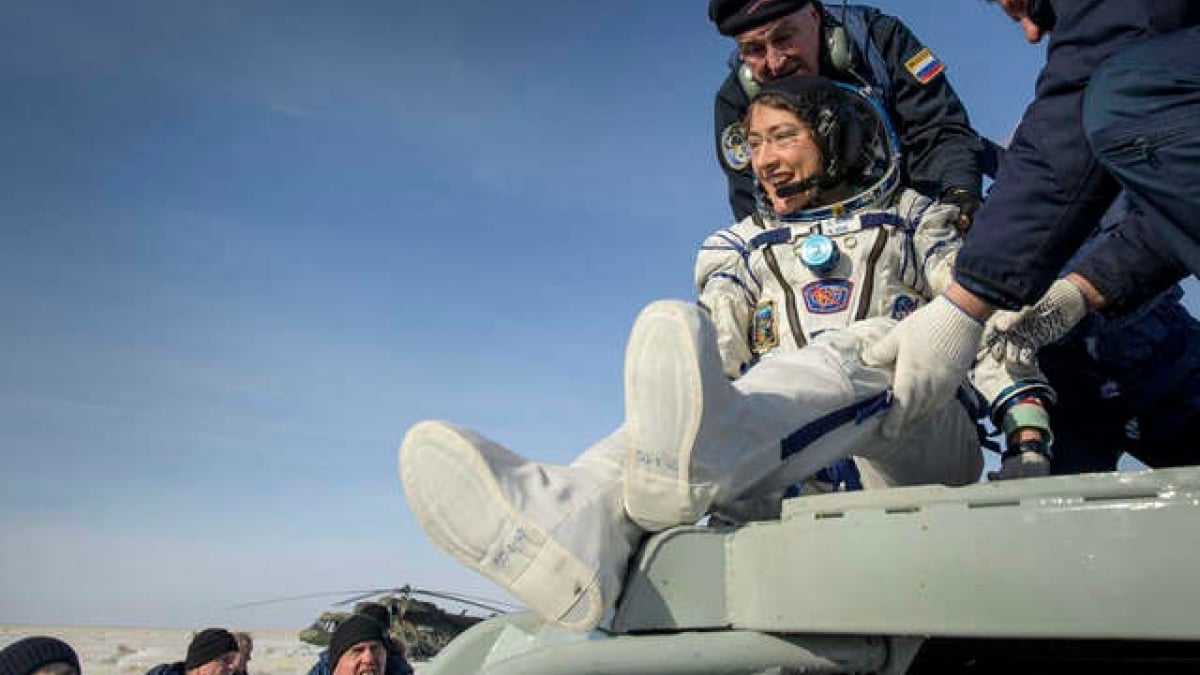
981, 278, 1089, 368
862, 295, 984, 440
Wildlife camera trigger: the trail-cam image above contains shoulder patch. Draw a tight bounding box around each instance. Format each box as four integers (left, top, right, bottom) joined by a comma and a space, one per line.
802, 279, 854, 314
751, 300, 779, 354
720, 122, 751, 173
904, 47, 944, 85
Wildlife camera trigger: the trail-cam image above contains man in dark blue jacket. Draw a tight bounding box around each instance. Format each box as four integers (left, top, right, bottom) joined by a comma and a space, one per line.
710, 0, 984, 226
864, 0, 1200, 443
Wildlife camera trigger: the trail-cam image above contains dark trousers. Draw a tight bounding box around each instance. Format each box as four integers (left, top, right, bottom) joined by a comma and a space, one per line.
1041, 291, 1200, 474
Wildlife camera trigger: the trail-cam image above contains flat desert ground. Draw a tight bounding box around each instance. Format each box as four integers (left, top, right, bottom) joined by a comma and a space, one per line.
0, 625, 427, 674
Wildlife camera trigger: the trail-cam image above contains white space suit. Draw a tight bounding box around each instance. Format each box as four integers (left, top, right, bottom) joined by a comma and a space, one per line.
694, 188, 1050, 491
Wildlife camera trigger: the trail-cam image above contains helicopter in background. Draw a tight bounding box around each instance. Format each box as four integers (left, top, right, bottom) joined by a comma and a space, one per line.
236, 585, 515, 661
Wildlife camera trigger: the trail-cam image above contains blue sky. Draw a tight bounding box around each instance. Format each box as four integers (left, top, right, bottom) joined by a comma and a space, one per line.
1, 1, 1193, 629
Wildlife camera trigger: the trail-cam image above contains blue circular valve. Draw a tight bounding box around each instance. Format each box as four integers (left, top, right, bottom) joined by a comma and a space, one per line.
797, 234, 840, 276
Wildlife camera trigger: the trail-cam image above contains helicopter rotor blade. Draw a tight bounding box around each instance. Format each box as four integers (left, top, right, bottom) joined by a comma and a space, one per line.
332, 589, 394, 607
230, 590, 388, 610
418, 590, 521, 611
405, 588, 515, 614
331, 585, 419, 608
231, 585, 517, 615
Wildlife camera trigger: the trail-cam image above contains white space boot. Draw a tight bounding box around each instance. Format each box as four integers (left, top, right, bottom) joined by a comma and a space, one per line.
623, 300, 892, 532
399, 421, 642, 632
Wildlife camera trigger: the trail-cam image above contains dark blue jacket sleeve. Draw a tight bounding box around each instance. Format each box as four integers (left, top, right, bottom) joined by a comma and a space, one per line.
955, 0, 1197, 309
1070, 208, 1189, 314
307, 650, 330, 675
867, 12, 983, 199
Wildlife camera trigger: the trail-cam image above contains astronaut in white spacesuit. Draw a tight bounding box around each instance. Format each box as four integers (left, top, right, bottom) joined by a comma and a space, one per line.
398, 76, 1053, 634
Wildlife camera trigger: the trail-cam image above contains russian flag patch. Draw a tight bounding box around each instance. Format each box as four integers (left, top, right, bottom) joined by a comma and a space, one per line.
905, 47, 944, 84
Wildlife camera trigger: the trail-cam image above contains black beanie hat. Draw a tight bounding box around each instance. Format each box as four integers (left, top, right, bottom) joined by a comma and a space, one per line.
355, 603, 391, 629
184, 628, 238, 671
0, 636, 80, 675
329, 615, 387, 669
709, 0, 813, 37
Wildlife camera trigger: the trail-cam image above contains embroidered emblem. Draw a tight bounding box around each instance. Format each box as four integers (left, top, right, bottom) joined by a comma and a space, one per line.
751, 301, 779, 354
802, 279, 853, 314
891, 294, 917, 320
904, 47, 944, 84
720, 122, 751, 172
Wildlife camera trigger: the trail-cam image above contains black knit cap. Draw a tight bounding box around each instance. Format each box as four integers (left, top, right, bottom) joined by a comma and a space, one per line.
329, 615, 387, 670
355, 603, 391, 630
0, 636, 80, 675
709, 0, 813, 37
184, 628, 238, 671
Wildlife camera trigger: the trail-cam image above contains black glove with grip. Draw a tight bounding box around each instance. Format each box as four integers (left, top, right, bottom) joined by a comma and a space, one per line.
941, 186, 981, 231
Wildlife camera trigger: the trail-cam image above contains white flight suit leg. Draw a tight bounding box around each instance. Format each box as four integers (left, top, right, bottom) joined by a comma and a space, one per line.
399, 422, 641, 633
624, 300, 982, 532
850, 405, 982, 489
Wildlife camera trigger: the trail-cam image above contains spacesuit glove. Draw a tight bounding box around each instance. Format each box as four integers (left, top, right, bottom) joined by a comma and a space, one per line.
862, 295, 984, 440
981, 278, 1088, 367
987, 440, 1052, 481
989, 399, 1053, 481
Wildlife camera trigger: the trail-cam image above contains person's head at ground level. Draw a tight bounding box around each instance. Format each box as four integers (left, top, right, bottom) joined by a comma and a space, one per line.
710, 0, 822, 84
0, 636, 81, 675
184, 629, 238, 675
745, 76, 896, 216
329, 615, 387, 675
230, 633, 251, 675
351, 603, 402, 656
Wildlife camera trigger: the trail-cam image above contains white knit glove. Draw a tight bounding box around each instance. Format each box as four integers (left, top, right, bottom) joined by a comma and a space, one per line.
862, 295, 984, 440
981, 278, 1089, 368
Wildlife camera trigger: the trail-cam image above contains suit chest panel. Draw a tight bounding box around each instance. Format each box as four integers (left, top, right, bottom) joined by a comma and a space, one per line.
748, 227, 900, 347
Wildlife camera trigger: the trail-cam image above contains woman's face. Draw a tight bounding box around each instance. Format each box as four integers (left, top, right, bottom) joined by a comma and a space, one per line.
746, 102, 823, 215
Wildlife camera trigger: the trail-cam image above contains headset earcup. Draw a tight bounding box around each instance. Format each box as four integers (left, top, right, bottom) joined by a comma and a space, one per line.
826, 26, 852, 75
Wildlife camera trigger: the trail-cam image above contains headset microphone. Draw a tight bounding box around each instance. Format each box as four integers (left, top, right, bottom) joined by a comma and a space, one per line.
774, 177, 820, 198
